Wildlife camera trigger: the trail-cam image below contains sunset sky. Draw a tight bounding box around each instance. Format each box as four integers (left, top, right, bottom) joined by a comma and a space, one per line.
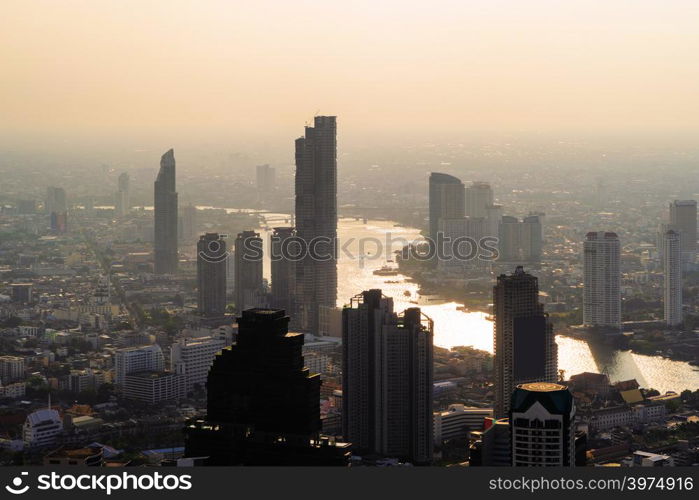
2, 0, 698, 147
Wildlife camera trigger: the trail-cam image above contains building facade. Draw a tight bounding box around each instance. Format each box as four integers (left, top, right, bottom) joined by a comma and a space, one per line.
154, 148, 178, 274
583, 231, 621, 329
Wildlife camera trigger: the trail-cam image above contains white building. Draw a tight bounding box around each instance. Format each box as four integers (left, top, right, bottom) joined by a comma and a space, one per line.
583, 231, 621, 329
663, 229, 683, 326
433, 404, 493, 445
114, 344, 164, 386
170, 336, 226, 393
23, 408, 63, 449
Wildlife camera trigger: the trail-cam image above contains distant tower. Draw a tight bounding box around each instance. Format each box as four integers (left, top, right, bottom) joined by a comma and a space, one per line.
493, 267, 557, 417
154, 149, 178, 274
583, 232, 621, 329
45, 186, 67, 233
663, 229, 683, 327
342, 289, 434, 464
234, 231, 264, 313
181, 204, 198, 242
669, 200, 697, 264
256, 164, 276, 196
510, 383, 576, 467
270, 227, 296, 313
465, 181, 493, 219
197, 233, 227, 317
115, 172, 130, 217
428, 173, 465, 244
295, 116, 337, 333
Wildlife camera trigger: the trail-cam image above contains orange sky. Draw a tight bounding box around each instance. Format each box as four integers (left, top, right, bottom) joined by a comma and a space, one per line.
2, 0, 698, 145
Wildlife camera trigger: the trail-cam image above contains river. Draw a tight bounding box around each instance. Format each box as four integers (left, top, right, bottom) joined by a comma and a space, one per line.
233, 212, 699, 393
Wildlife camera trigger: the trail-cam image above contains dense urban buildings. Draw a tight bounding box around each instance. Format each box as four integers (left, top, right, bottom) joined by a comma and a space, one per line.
196, 233, 227, 317
509, 382, 576, 467
294, 116, 338, 334
153, 149, 179, 274
233, 230, 264, 313
342, 289, 434, 464
183, 309, 350, 465
663, 229, 683, 326
583, 232, 621, 329
493, 267, 557, 417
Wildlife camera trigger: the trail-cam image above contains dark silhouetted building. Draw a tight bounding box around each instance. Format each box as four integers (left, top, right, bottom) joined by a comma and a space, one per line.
183, 309, 350, 465
509, 382, 576, 466
295, 116, 337, 333
342, 289, 433, 464
494, 267, 557, 417
154, 149, 178, 274
234, 231, 264, 313
270, 227, 296, 314
45, 186, 67, 233
197, 233, 227, 317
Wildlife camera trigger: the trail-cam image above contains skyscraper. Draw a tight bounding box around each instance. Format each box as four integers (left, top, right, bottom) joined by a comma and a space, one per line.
509, 382, 576, 467
465, 181, 493, 219
497, 216, 542, 263
197, 233, 227, 317
115, 172, 130, 217
270, 227, 296, 313
669, 200, 697, 264
663, 229, 683, 327
583, 232, 621, 329
183, 309, 350, 465
295, 116, 337, 333
154, 149, 178, 274
234, 230, 264, 313
342, 289, 433, 464
493, 267, 557, 417
181, 204, 198, 243
428, 173, 465, 244
256, 164, 276, 194
45, 186, 67, 233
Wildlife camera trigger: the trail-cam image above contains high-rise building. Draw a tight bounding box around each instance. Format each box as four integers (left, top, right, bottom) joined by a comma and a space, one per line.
465, 181, 493, 219
509, 382, 576, 467
183, 309, 351, 465
256, 164, 276, 195
114, 344, 164, 386
663, 229, 683, 326
115, 172, 130, 217
270, 227, 296, 313
583, 232, 621, 329
428, 173, 465, 245
171, 336, 228, 393
154, 149, 178, 274
437, 217, 487, 273
493, 267, 557, 417
497, 216, 542, 263
0, 356, 25, 384
669, 200, 697, 264
181, 204, 198, 242
469, 417, 511, 466
342, 289, 433, 464
295, 116, 337, 333
234, 230, 264, 313
197, 233, 227, 317
45, 186, 67, 233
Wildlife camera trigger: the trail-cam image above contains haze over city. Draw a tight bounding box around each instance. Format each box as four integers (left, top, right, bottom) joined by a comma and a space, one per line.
1, 0, 699, 477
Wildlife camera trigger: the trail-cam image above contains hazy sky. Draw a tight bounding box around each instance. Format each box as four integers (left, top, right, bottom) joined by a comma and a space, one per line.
2, 0, 699, 148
